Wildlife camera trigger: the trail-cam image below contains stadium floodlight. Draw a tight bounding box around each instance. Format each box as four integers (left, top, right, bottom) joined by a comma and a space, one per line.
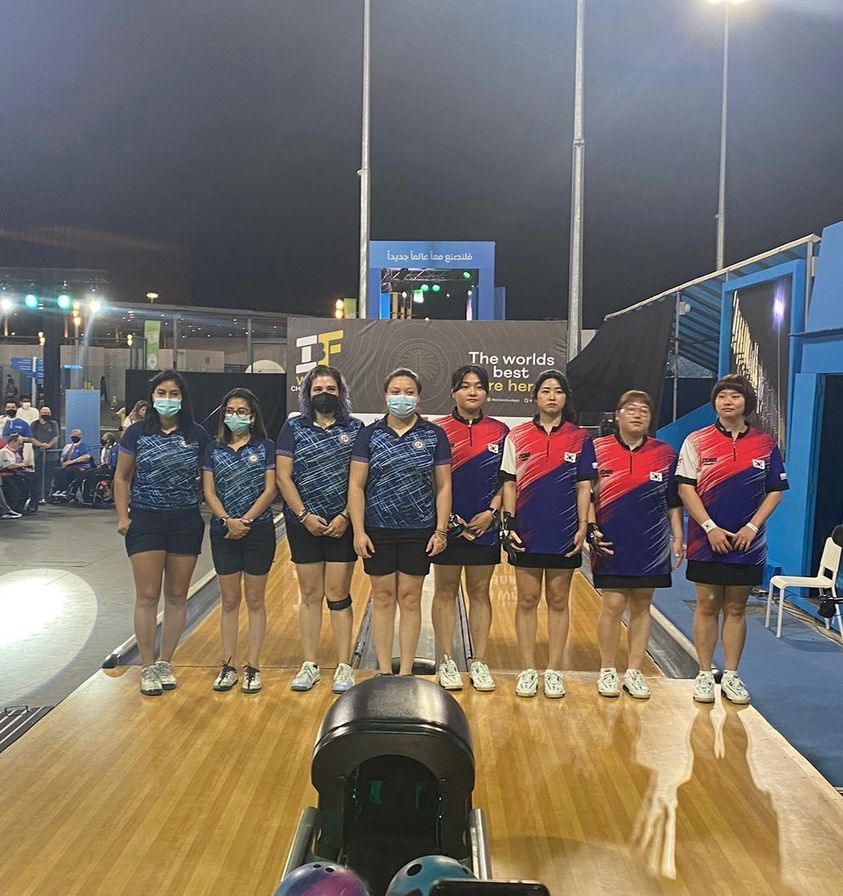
57, 293, 72, 310
89, 299, 103, 314
24, 294, 39, 309
0, 297, 12, 312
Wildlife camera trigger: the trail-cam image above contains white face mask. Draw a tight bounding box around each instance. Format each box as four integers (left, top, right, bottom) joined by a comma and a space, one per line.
22, 401, 31, 408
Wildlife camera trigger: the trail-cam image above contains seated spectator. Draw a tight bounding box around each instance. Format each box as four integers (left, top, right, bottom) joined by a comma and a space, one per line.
79, 432, 120, 506
2, 400, 33, 441
50, 429, 93, 501
0, 433, 37, 513
121, 400, 148, 431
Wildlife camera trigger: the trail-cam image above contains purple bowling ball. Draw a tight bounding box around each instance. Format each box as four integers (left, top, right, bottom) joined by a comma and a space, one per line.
385, 855, 476, 896
274, 862, 371, 896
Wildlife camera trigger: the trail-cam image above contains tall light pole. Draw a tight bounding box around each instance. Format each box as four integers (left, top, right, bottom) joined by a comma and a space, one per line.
710, 0, 748, 271
567, 0, 586, 361
358, 0, 372, 319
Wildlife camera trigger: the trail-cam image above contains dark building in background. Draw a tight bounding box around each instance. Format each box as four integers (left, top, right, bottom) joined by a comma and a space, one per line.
0, 225, 191, 306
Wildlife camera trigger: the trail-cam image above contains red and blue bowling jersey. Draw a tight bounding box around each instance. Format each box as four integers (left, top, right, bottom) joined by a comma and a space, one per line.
676, 422, 788, 566
500, 418, 597, 555
434, 411, 509, 547
592, 435, 681, 579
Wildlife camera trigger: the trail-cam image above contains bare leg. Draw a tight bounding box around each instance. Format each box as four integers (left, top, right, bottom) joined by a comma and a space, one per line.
324, 561, 355, 665
597, 589, 628, 668
370, 573, 398, 674
218, 572, 243, 663
397, 573, 425, 675
432, 565, 462, 661
243, 572, 268, 668
159, 553, 199, 662
515, 567, 543, 669
545, 569, 574, 670
693, 583, 725, 671
627, 588, 655, 669
721, 585, 751, 671
295, 563, 325, 662
130, 550, 167, 666
464, 565, 495, 661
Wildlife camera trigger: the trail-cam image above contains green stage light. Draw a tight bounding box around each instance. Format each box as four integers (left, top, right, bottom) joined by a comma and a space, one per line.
462, 271, 471, 280
421, 283, 430, 292
24, 294, 39, 309
432, 284, 441, 293
57, 293, 71, 310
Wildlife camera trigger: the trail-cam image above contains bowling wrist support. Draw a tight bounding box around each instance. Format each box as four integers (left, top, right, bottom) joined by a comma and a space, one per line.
702, 518, 717, 534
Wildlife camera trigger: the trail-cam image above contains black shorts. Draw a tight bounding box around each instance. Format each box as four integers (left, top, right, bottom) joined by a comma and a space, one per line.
286, 518, 357, 565
125, 507, 205, 557
593, 573, 671, 590
686, 560, 763, 587
363, 527, 433, 577
510, 551, 583, 570
432, 539, 501, 567
211, 521, 277, 576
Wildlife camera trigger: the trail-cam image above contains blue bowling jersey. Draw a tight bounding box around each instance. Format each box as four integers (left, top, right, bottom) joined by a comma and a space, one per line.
203, 436, 275, 534
121, 421, 210, 511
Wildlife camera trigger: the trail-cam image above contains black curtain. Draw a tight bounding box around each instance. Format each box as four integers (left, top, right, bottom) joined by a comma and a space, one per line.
125, 371, 287, 439
567, 298, 675, 427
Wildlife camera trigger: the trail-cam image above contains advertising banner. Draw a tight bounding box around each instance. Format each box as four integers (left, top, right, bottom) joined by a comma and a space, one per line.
286, 319, 567, 423
143, 320, 161, 371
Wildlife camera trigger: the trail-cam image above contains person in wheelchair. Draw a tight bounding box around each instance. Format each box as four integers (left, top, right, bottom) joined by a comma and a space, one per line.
0, 433, 37, 514
78, 432, 120, 506
49, 429, 93, 502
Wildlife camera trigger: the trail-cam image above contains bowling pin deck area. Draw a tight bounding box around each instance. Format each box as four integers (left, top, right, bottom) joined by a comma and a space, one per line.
2, 543, 843, 895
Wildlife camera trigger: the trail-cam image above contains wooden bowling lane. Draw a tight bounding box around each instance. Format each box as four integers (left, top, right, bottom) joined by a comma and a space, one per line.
3, 668, 843, 895
174, 538, 373, 672
483, 566, 662, 676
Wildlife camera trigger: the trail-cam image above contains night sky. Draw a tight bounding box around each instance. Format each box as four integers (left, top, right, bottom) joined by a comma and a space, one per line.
2, 0, 842, 326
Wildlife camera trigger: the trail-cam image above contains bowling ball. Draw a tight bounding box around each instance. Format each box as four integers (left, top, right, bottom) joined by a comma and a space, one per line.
385, 855, 475, 896
274, 862, 371, 896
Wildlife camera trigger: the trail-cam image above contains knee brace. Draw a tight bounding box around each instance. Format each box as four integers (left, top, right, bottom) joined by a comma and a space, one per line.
327, 595, 352, 611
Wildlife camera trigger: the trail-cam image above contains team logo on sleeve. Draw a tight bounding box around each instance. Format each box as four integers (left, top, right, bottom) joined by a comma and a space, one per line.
487, 443, 500, 454
780, 472, 788, 480
338, 432, 352, 444
752, 459, 766, 470
564, 452, 577, 463
649, 471, 663, 482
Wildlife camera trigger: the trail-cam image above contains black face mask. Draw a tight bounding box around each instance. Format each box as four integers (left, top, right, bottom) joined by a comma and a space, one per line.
5, 409, 16, 417
70, 435, 81, 443
311, 392, 340, 416
41, 415, 51, 421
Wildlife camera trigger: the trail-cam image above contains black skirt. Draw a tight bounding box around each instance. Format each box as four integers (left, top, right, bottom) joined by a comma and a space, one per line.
686, 560, 763, 587
593, 573, 671, 590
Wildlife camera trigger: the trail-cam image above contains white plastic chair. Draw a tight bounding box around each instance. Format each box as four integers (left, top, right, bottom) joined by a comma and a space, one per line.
766, 538, 842, 638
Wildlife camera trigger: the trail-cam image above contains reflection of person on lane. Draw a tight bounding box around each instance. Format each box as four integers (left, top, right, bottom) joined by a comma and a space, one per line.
676, 375, 788, 705
591, 390, 684, 700
348, 368, 452, 675
499, 370, 597, 699
432, 365, 508, 693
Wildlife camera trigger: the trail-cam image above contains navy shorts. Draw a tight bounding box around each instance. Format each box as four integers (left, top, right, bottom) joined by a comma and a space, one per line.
431, 539, 501, 567
510, 551, 582, 570
125, 507, 205, 557
363, 527, 434, 578
285, 518, 357, 565
211, 521, 277, 576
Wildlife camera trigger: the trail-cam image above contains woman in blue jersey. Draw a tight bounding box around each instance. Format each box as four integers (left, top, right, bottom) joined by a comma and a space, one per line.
432, 365, 508, 693
676, 374, 787, 706
276, 366, 362, 694
591, 390, 685, 701
499, 370, 596, 699
348, 368, 452, 676
203, 389, 277, 694
114, 370, 210, 696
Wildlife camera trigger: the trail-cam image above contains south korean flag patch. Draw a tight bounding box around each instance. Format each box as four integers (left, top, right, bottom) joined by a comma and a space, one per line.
564, 452, 577, 463
752, 459, 766, 470
649, 471, 663, 482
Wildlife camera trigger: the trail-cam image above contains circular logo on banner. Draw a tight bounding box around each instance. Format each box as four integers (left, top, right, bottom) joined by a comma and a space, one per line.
338, 432, 351, 444
413, 440, 425, 450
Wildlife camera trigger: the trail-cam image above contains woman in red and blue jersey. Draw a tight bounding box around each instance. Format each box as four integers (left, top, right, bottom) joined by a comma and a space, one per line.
432, 365, 508, 693
676, 374, 788, 706
591, 390, 684, 701
499, 370, 596, 699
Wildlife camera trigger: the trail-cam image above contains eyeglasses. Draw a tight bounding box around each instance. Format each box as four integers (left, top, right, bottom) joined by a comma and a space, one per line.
224, 408, 252, 418
619, 405, 651, 416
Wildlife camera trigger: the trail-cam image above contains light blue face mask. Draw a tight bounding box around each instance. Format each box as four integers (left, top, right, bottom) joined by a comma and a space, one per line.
386, 395, 418, 418
224, 414, 252, 435
153, 398, 181, 418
